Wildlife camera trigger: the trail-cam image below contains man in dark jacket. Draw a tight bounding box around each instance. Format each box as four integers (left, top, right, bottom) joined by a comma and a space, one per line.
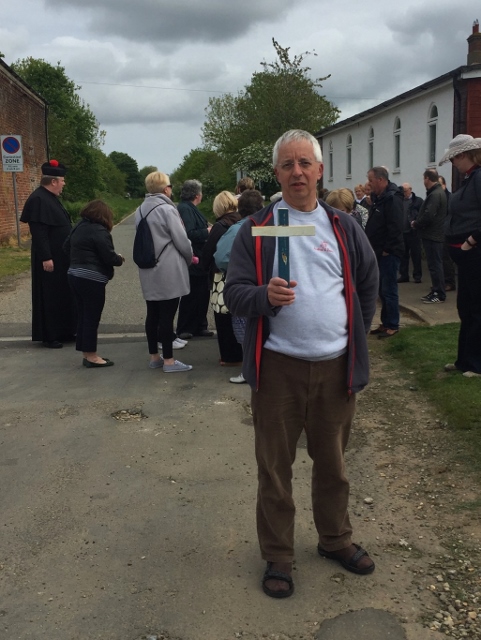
225, 130, 378, 599
412, 169, 447, 303
20, 160, 76, 348
175, 179, 214, 339
365, 167, 404, 337
398, 183, 423, 283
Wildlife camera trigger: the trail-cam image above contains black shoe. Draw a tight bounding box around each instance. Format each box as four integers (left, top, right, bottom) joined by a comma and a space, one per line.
196, 330, 214, 337
42, 340, 63, 349
414, 280, 422, 284
83, 358, 114, 368
178, 332, 193, 340
397, 277, 409, 283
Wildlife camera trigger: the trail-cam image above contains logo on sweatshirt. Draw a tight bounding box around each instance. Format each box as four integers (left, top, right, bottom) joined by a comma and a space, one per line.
315, 241, 333, 252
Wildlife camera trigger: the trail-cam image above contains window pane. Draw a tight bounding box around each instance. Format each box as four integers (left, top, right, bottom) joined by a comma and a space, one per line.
429, 124, 436, 163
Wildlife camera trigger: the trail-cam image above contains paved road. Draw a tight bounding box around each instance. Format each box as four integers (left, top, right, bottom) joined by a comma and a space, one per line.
0, 217, 452, 640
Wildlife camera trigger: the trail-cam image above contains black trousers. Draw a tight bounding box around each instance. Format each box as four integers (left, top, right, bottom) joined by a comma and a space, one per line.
422, 238, 445, 298
399, 230, 422, 281
214, 311, 243, 363
145, 298, 180, 359
449, 247, 481, 374
68, 275, 106, 353
176, 274, 209, 336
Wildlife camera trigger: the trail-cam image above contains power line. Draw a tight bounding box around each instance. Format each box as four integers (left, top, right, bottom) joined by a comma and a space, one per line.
76, 79, 386, 101
76, 80, 227, 93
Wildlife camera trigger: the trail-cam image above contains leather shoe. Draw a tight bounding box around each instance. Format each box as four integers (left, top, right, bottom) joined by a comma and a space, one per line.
42, 340, 63, 349
83, 358, 114, 368
178, 332, 193, 340
197, 330, 214, 337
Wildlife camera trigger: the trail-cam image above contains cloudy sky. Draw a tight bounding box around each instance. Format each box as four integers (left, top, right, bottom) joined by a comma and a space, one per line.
2, 0, 479, 173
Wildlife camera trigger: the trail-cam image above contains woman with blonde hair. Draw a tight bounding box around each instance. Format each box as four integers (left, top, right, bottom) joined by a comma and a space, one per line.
325, 188, 368, 229
201, 190, 243, 365
136, 171, 194, 373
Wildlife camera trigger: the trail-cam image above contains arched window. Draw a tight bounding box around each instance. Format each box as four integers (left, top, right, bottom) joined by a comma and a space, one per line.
428, 104, 438, 164
394, 117, 401, 170
346, 134, 352, 177
368, 128, 374, 169
328, 141, 334, 180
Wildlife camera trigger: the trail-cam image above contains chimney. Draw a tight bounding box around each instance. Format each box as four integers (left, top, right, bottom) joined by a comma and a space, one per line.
467, 19, 481, 64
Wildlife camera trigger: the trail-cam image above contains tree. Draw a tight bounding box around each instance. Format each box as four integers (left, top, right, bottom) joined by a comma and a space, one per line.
233, 142, 277, 192
108, 151, 143, 198
201, 39, 340, 181
12, 57, 105, 201
139, 165, 158, 186
170, 148, 234, 216
92, 149, 126, 196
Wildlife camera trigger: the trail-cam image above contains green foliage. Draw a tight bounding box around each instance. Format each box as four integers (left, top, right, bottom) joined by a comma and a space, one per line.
109, 151, 144, 198
92, 149, 126, 196
63, 195, 142, 225
170, 148, 234, 217
382, 323, 481, 470
201, 38, 339, 175
233, 142, 277, 193
12, 57, 105, 201
139, 165, 158, 186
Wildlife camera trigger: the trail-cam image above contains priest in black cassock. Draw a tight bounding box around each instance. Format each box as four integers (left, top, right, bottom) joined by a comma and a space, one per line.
20, 160, 76, 348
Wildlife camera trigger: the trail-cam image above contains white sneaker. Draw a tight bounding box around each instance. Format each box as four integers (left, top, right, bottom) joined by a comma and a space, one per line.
229, 373, 246, 384
174, 337, 188, 345
158, 339, 186, 351
463, 371, 481, 378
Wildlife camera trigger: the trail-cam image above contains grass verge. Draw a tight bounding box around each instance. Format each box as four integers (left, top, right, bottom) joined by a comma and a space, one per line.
381, 323, 481, 471
0, 244, 31, 279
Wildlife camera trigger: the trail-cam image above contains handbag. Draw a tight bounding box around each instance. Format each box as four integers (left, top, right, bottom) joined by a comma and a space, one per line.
210, 271, 229, 314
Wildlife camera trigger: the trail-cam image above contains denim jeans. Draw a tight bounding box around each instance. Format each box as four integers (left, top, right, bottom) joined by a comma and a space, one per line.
379, 254, 401, 330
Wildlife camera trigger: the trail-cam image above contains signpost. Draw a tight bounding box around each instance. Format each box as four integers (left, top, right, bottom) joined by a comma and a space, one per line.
1, 135, 23, 246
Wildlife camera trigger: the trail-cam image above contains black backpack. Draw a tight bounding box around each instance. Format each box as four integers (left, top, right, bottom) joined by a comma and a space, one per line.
133, 205, 170, 269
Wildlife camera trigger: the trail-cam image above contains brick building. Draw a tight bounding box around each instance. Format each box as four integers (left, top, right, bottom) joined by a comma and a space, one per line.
0, 58, 48, 243
316, 21, 481, 196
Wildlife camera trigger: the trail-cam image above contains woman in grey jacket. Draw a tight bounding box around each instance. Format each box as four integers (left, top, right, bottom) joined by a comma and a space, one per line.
136, 172, 194, 373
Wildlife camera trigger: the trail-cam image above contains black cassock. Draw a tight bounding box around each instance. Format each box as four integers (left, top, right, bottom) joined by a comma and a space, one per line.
20, 186, 76, 342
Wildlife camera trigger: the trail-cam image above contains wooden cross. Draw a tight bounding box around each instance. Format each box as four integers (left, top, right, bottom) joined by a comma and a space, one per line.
252, 208, 315, 283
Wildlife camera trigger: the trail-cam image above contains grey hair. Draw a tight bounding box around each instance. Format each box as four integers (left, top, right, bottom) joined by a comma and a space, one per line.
180, 179, 202, 201
369, 166, 389, 181
272, 130, 323, 166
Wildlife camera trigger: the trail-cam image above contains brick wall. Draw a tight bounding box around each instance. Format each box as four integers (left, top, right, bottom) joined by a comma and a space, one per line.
466, 77, 481, 137
0, 61, 47, 243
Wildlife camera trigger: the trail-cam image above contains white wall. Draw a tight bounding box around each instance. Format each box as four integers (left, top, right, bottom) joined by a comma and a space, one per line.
320, 83, 454, 197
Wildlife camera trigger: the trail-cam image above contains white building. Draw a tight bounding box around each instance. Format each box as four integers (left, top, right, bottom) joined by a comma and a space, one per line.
316, 21, 481, 197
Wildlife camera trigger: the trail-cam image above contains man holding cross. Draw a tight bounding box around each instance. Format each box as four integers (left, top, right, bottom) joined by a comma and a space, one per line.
224, 130, 379, 598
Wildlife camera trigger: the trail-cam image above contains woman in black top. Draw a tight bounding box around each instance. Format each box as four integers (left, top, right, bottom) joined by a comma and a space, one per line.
64, 200, 124, 368
439, 135, 481, 376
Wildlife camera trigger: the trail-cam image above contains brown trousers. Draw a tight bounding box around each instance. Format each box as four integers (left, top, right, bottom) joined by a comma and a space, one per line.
251, 349, 356, 563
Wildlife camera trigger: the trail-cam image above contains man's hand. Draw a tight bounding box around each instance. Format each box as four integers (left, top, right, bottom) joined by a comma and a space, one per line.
43, 259, 54, 272
267, 277, 297, 306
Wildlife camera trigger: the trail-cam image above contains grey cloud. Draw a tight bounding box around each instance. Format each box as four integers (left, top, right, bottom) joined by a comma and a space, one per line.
56, 0, 295, 44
